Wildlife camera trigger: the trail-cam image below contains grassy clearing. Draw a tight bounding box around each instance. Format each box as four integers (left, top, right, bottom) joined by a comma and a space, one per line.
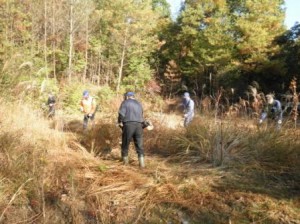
0, 100, 299, 223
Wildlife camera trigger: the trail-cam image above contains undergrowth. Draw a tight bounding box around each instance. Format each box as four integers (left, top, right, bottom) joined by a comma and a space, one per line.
0, 98, 299, 224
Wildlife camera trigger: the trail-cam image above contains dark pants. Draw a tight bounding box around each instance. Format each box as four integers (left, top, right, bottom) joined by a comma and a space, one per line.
83, 113, 95, 129
121, 122, 144, 157
48, 105, 55, 118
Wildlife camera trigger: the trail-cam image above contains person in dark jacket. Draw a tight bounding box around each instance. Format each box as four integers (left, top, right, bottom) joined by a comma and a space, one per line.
117, 92, 145, 168
47, 92, 56, 118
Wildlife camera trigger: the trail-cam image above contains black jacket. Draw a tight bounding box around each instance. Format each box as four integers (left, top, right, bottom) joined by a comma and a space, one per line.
118, 99, 143, 123
47, 96, 56, 105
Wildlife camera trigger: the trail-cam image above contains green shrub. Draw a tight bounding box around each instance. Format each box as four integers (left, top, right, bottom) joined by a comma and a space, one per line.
96, 85, 116, 101
60, 82, 86, 113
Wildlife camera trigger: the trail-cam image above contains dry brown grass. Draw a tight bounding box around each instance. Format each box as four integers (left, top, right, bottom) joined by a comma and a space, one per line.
0, 98, 300, 224
0, 100, 67, 223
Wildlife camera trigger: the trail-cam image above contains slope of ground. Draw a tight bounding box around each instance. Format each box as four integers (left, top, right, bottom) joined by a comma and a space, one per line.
0, 101, 299, 224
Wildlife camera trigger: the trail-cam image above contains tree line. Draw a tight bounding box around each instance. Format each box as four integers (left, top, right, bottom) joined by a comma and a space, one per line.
0, 0, 299, 100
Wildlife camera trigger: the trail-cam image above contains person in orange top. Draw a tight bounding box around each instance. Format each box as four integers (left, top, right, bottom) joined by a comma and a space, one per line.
80, 90, 97, 130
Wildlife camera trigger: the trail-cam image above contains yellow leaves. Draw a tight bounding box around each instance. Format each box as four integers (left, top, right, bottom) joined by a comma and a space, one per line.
204, 17, 212, 24
213, 0, 227, 9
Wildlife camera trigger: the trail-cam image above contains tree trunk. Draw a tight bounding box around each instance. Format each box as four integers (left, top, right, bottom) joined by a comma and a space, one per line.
116, 27, 128, 92
68, 0, 74, 83
44, 0, 48, 79
97, 47, 102, 85
51, 0, 56, 81
83, 14, 89, 83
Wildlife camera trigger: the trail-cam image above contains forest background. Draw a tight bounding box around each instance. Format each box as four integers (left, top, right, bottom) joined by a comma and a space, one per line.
0, 0, 300, 223
0, 0, 299, 104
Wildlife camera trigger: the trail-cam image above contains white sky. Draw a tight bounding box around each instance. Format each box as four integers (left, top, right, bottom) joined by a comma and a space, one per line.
166, 0, 183, 20
284, 0, 300, 28
166, 0, 300, 29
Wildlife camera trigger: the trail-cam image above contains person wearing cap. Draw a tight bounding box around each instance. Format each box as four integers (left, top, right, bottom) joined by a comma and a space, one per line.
80, 90, 97, 130
182, 92, 195, 127
117, 92, 145, 168
259, 94, 283, 129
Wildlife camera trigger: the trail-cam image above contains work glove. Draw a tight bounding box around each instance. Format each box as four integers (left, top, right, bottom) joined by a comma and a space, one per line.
278, 120, 282, 125
117, 122, 123, 128
259, 119, 263, 124
142, 120, 150, 129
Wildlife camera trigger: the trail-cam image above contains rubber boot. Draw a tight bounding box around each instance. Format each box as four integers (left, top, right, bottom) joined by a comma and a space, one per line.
138, 156, 145, 168
122, 156, 129, 165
